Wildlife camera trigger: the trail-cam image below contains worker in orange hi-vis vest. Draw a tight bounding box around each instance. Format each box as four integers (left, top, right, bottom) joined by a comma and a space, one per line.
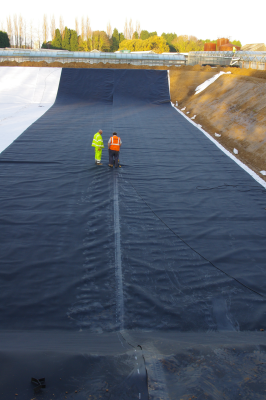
108, 132, 122, 168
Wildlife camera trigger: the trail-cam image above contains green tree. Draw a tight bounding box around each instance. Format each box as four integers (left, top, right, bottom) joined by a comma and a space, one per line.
99, 31, 111, 51
140, 30, 149, 40
78, 37, 88, 51
119, 32, 125, 43
202, 39, 216, 43
111, 28, 119, 51
119, 36, 169, 54
162, 32, 177, 43
172, 35, 204, 52
133, 31, 139, 39
149, 31, 157, 37
51, 29, 62, 49
232, 40, 242, 47
161, 32, 177, 52
90, 31, 111, 52
70, 30, 78, 51
0, 31, 10, 48
145, 36, 169, 53
62, 27, 71, 50
118, 39, 139, 52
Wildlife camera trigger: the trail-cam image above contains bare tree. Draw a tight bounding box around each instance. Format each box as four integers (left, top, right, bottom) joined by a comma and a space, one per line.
29, 20, 34, 49
86, 17, 91, 40
18, 14, 23, 48
136, 21, 141, 38
59, 15, 64, 39
124, 18, 129, 39
36, 23, 42, 49
24, 19, 27, 48
6, 16, 13, 47
75, 17, 79, 36
106, 22, 112, 39
81, 17, 85, 41
86, 16, 92, 49
128, 19, 133, 40
43, 14, 48, 43
13, 14, 18, 47
50, 15, 56, 41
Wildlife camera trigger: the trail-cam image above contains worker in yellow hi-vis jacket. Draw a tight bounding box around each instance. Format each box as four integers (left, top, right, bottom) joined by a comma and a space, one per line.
91, 130, 104, 165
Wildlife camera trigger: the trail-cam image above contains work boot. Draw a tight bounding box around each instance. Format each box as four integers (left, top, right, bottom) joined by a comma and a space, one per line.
108, 164, 113, 168
96, 162, 103, 165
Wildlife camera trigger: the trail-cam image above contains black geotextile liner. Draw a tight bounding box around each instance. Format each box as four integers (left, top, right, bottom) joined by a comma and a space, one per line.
1, 68, 266, 398
0, 331, 148, 400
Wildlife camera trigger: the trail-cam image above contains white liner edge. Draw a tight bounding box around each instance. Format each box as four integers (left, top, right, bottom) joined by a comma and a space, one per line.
167, 70, 171, 98
171, 102, 266, 189
0, 67, 62, 154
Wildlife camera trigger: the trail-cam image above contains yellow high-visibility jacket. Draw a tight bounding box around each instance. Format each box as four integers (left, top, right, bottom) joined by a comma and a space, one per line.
91, 132, 104, 148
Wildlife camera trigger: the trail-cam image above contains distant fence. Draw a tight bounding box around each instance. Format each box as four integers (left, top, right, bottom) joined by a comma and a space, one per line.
0, 49, 186, 67
188, 51, 233, 67
1, 49, 266, 71
237, 52, 266, 70
188, 51, 266, 70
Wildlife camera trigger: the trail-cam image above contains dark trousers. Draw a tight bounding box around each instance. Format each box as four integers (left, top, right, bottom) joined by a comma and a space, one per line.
109, 149, 119, 167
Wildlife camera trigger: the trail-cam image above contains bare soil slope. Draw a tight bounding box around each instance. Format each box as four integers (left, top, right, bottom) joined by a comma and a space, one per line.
171, 69, 266, 179
169, 69, 217, 104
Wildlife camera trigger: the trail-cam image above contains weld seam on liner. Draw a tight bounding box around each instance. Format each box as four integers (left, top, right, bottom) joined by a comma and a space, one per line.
114, 173, 124, 330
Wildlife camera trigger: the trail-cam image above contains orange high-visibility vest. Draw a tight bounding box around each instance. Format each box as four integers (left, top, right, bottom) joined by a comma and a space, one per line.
109, 135, 121, 151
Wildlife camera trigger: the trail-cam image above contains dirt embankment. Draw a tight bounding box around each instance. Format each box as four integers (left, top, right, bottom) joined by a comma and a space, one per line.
170, 66, 266, 180
1, 61, 266, 178
0, 60, 178, 70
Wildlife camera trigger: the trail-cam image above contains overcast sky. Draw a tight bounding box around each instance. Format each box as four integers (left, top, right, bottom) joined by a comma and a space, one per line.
1, 0, 265, 46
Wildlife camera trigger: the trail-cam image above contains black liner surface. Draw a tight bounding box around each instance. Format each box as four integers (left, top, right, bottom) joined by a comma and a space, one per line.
0, 69, 266, 399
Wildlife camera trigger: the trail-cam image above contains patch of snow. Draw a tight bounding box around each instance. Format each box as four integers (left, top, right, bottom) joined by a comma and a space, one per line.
215, 133, 221, 137
170, 102, 266, 190
175, 101, 178, 106
195, 72, 231, 95
186, 112, 190, 114
191, 115, 196, 120
181, 107, 186, 111
197, 124, 202, 128
260, 171, 266, 176
233, 148, 238, 154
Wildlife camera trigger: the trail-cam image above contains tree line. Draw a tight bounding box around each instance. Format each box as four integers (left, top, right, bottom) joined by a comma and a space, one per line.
43, 27, 171, 53
0, 14, 241, 53
0, 31, 10, 48
45, 29, 242, 53
161, 34, 241, 52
